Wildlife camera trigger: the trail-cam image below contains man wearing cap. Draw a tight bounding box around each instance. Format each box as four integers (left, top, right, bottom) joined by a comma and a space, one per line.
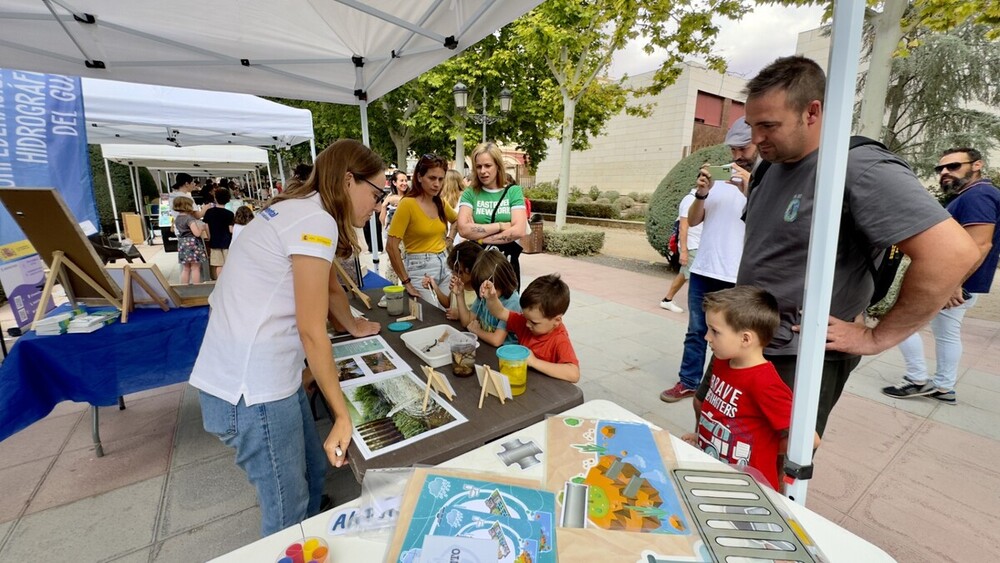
661, 117, 759, 402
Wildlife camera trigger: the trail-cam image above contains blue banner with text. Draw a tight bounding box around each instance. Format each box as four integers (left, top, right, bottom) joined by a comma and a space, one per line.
0, 69, 97, 246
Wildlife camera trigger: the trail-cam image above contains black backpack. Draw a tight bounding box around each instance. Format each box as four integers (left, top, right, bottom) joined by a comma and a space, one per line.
749, 136, 905, 308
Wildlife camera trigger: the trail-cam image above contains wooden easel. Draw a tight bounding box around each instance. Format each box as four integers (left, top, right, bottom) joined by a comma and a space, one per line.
421, 365, 455, 412
397, 297, 423, 322
332, 259, 371, 309
32, 251, 123, 330
120, 265, 169, 323
478, 365, 508, 408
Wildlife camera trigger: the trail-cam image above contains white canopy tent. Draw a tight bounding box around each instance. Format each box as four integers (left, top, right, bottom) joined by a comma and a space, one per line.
82, 78, 315, 149
101, 145, 271, 237
0, 0, 867, 503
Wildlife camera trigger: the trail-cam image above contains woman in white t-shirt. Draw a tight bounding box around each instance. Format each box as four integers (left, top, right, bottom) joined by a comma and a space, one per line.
189, 139, 385, 537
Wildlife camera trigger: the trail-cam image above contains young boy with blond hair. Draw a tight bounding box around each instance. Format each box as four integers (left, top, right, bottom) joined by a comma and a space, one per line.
681, 286, 818, 490
480, 274, 579, 383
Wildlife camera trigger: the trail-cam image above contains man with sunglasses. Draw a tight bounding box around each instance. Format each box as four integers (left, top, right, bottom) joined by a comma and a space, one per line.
884, 148, 999, 405
695, 56, 979, 440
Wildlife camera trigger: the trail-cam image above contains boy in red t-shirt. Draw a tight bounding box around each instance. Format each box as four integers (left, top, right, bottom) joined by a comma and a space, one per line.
479, 274, 580, 383
681, 286, 819, 490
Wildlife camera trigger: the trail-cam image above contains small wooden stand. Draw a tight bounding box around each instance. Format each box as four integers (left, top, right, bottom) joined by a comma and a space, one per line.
397, 298, 423, 322
478, 365, 508, 409
120, 265, 169, 323
332, 259, 371, 309
32, 251, 123, 330
421, 365, 455, 412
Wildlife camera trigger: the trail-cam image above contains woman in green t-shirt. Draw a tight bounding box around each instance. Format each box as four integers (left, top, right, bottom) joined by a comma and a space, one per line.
456, 142, 527, 285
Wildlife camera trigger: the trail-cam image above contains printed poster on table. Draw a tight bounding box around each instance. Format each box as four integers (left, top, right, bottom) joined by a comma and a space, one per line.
0, 251, 53, 327
385, 468, 557, 563
333, 334, 412, 383
341, 371, 466, 459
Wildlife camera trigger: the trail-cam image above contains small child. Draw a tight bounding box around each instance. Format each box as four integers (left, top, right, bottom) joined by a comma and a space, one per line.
480, 273, 580, 383
681, 286, 818, 490
230, 205, 254, 246
426, 241, 482, 312
172, 196, 208, 284
453, 249, 520, 347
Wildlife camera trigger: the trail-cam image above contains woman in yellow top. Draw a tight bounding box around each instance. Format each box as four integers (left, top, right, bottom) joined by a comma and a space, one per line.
386, 154, 458, 308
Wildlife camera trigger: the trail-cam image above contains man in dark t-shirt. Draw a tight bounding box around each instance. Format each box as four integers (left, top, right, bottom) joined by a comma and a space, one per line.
886, 148, 1000, 405
203, 187, 235, 279
694, 56, 980, 438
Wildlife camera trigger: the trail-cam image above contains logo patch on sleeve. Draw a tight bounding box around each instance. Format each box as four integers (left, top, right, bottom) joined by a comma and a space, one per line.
261, 208, 278, 219
301, 233, 332, 246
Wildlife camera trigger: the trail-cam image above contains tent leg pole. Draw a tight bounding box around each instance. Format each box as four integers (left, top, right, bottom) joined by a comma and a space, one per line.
277, 151, 287, 197
103, 158, 122, 240
266, 157, 274, 194
310, 138, 317, 163
359, 101, 370, 147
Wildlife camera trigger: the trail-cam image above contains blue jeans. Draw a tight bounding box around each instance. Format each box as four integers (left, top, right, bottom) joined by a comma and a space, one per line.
200, 388, 327, 537
678, 273, 734, 389
898, 294, 977, 392
404, 250, 452, 310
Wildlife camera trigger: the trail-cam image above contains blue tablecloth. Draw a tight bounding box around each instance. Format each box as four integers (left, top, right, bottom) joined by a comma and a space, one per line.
0, 306, 210, 441
0, 269, 390, 442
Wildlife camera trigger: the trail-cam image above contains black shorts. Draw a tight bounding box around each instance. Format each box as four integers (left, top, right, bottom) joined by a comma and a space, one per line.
695, 353, 861, 438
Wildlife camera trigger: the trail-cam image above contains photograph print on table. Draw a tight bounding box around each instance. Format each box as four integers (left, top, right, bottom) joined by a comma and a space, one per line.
342, 371, 467, 459
332, 335, 411, 384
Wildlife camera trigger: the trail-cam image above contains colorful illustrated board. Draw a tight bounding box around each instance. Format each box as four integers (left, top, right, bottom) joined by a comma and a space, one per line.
544, 416, 703, 562
386, 468, 557, 563
342, 370, 467, 459
332, 335, 410, 382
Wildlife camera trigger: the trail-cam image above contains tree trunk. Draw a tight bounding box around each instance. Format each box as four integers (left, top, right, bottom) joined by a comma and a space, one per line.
555, 93, 576, 230
858, 0, 907, 139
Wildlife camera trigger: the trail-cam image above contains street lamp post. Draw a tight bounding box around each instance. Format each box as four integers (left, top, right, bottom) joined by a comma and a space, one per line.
453, 83, 513, 169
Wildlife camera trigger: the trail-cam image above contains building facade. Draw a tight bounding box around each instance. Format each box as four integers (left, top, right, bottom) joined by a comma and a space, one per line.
532, 63, 748, 194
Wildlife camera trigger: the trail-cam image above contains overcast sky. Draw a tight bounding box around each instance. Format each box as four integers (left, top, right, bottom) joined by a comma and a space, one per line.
609, 4, 827, 79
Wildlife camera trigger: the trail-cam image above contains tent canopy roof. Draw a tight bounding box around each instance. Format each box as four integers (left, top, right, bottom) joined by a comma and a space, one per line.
83, 78, 314, 148
0, 0, 542, 104
101, 144, 268, 174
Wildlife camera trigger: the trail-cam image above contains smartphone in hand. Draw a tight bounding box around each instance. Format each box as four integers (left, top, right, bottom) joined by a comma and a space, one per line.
707, 164, 732, 180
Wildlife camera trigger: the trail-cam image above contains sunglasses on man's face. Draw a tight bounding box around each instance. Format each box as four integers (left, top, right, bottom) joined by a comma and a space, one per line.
933, 161, 972, 174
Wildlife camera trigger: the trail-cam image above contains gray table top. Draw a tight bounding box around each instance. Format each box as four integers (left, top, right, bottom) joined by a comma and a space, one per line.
342, 289, 585, 482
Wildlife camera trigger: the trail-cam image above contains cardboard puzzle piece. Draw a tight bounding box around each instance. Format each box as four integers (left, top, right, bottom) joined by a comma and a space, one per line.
496, 438, 543, 470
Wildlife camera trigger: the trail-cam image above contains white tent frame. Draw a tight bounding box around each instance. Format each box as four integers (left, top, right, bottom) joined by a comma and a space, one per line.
0, 0, 866, 503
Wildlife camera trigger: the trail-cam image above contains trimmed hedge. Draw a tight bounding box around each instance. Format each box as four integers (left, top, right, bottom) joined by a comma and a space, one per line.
544, 227, 605, 256
645, 144, 733, 259
530, 199, 615, 219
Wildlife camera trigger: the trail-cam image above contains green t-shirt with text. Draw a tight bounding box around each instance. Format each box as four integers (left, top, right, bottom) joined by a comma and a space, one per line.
459, 185, 526, 225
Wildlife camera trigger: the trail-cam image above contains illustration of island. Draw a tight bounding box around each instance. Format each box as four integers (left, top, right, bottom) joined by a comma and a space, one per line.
545, 417, 699, 562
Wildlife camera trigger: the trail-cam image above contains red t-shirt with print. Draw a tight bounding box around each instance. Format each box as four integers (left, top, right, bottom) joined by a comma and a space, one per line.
695, 358, 792, 489
505, 311, 579, 366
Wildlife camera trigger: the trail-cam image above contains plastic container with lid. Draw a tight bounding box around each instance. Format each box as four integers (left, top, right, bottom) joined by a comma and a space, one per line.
383, 285, 406, 316
497, 344, 530, 396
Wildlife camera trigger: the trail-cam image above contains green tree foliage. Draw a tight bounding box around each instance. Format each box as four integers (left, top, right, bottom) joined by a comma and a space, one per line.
512, 0, 749, 229
645, 144, 732, 259
767, 0, 999, 139
89, 146, 158, 234
876, 23, 1000, 175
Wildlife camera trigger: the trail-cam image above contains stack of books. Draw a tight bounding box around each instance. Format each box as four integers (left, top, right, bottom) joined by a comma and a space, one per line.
67, 311, 121, 334
33, 311, 79, 336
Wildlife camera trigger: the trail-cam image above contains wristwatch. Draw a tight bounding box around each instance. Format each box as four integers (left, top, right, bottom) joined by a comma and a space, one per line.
694, 192, 709, 200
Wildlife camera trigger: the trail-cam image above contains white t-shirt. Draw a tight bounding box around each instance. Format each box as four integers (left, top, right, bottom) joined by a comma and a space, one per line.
689, 181, 745, 283
677, 190, 703, 251
189, 193, 338, 406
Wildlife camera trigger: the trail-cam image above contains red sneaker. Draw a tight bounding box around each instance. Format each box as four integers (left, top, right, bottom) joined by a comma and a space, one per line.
660, 382, 694, 403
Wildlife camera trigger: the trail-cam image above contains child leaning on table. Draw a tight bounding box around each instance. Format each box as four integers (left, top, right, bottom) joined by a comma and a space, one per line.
425, 240, 483, 313
452, 249, 521, 347
479, 274, 580, 384
681, 286, 819, 491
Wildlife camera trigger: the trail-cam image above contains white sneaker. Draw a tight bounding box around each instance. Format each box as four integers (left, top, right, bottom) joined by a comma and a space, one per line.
660, 299, 683, 313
